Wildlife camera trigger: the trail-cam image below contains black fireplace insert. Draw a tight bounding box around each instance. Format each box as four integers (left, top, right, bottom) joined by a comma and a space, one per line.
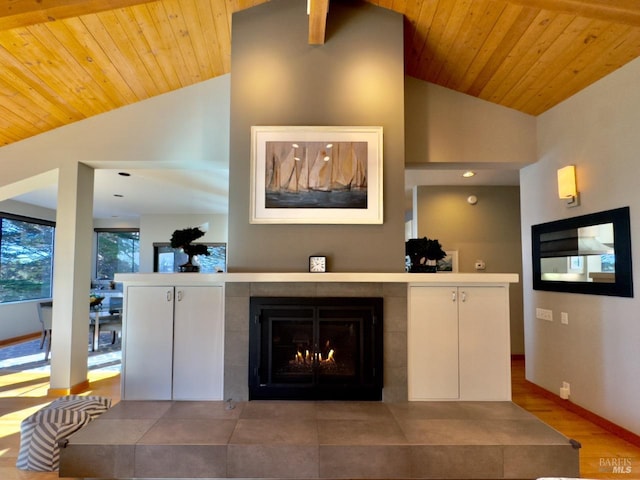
249, 297, 383, 400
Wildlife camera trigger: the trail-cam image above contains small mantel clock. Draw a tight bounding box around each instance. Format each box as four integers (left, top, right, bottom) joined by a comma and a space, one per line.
309, 256, 327, 273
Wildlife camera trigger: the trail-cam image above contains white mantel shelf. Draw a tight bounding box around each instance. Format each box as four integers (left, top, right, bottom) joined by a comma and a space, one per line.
115, 272, 519, 285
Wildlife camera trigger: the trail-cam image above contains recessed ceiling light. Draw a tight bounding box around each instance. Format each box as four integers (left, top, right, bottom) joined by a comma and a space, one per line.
118, 172, 131, 177
462, 171, 476, 178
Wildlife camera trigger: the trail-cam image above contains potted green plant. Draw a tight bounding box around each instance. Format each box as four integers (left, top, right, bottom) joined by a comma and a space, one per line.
405, 237, 447, 273
170, 227, 210, 272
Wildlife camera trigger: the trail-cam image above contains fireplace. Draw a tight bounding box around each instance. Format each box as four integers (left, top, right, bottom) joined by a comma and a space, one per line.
248, 297, 383, 400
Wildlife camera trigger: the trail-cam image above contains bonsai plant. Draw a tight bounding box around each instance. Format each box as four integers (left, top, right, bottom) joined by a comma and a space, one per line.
170, 227, 210, 272
405, 237, 447, 273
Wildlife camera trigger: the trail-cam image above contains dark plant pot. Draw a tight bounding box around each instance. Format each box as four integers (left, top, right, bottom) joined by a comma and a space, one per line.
179, 255, 200, 272
410, 264, 437, 273
179, 264, 200, 272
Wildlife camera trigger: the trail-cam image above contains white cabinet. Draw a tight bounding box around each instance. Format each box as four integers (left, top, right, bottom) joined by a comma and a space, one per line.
122, 285, 224, 400
408, 285, 511, 401
122, 286, 174, 400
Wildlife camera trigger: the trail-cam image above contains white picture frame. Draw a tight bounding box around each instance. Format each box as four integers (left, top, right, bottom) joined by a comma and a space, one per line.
437, 250, 459, 273
250, 126, 383, 224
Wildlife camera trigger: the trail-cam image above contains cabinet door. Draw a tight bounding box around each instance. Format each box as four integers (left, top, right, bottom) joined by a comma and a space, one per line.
173, 285, 225, 400
122, 286, 175, 400
408, 286, 459, 400
458, 286, 511, 400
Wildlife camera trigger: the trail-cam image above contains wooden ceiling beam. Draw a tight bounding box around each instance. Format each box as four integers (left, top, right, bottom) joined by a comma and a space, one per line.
505, 0, 640, 27
0, 0, 156, 31
308, 0, 329, 45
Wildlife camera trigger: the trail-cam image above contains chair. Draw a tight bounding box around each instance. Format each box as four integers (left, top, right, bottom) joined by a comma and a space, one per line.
108, 296, 123, 315
90, 296, 122, 348
36, 301, 53, 361
96, 315, 122, 345
102, 296, 122, 344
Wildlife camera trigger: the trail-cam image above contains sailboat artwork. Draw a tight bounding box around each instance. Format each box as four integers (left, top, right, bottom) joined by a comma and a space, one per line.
264, 141, 368, 209
250, 126, 383, 224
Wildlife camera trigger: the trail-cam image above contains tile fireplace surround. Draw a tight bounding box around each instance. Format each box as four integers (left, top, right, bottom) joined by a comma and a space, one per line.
225, 279, 407, 402
61, 273, 580, 479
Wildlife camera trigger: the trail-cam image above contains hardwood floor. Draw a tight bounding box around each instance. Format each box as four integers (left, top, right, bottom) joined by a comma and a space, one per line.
0, 358, 638, 479
510, 358, 640, 479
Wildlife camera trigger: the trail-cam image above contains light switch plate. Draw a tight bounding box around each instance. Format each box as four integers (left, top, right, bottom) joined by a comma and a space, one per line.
536, 308, 553, 321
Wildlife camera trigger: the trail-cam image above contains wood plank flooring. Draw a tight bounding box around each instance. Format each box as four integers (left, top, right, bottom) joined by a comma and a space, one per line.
0, 358, 638, 479
510, 358, 640, 479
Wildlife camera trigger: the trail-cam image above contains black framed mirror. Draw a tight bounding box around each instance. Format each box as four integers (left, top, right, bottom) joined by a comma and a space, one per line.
532, 207, 633, 297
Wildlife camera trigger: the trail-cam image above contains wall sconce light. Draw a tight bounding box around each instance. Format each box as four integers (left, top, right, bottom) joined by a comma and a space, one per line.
557, 165, 580, 207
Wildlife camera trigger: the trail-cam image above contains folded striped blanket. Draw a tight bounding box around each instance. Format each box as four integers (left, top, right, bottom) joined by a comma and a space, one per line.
16, 395, 111, 472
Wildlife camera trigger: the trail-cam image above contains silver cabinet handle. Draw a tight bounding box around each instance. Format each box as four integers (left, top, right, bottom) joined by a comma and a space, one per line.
177, 290, 183, 302
166, 290, 172, 302
452, 291, 457, 302
461, 291, 467, 302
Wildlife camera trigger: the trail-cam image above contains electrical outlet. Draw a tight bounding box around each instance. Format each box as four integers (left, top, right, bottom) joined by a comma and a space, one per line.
560, 381, 570, 399
561, 312, 569, 324
536, 308, 553, 321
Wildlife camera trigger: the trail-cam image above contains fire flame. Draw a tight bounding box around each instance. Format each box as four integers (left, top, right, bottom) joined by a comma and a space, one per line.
291, 348, 336, 365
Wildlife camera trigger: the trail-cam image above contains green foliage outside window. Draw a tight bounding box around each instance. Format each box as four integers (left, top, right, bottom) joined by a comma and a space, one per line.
0, 215, 55, 303
96, 230, 140, 280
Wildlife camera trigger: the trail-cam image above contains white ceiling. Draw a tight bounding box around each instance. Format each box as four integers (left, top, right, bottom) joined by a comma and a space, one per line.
405, 164, 521, 189
12, 168, 229, 219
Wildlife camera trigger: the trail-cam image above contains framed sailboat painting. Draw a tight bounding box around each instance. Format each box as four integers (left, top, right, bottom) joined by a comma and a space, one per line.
250, 126, 383, 224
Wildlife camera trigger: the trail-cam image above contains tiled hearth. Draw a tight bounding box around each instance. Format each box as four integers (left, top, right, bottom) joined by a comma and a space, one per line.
60, 399, 580, 479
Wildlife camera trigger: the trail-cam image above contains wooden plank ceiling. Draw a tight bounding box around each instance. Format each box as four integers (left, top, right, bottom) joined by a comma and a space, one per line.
1, 0, 640, 148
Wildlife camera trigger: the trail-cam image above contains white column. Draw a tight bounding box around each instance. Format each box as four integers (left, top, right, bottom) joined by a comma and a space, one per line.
49, 162, 94, 394
411, 185, 419, 238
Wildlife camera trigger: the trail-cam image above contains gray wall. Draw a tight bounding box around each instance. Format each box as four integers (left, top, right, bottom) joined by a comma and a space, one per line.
414, 185, 524, 354
404, 77, 536, 166
228, 0, 406, 272
521, 56, 640, 436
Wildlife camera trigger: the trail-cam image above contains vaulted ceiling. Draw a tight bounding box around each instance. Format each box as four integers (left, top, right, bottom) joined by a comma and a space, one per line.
1, 0, 640, 149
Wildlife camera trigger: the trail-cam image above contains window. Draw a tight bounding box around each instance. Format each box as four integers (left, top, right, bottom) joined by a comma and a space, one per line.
95, 229, 140, 280
153, 243, 226, 273
0, 213, 55, 303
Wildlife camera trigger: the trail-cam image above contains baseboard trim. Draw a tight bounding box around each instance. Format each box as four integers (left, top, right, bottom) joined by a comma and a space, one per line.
524, 379, 640, 448
0, 332, 40, 347
48, 379, 91, 397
